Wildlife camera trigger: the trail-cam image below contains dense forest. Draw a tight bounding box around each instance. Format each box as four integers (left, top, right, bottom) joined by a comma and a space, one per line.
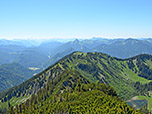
6, 70, 142, 113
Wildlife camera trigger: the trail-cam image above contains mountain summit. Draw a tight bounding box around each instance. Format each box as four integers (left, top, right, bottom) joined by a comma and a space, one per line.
73, 39, 80, 44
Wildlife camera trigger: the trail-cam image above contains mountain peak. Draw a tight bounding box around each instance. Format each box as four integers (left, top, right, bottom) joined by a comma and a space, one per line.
73, 39, 80, 44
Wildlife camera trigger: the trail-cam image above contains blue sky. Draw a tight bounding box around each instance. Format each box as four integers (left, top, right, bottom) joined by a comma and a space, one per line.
0, 0, 152, 39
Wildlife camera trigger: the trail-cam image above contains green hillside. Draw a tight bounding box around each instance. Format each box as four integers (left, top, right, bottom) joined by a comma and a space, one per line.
7, 70, 141, 114
0, 52, 152, 112
0, 63, 34, 92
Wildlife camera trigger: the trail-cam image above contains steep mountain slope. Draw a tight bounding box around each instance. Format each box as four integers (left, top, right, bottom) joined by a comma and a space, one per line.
0, 52, 152, 112
7, 71, 141, 113
0, 63, 34, 92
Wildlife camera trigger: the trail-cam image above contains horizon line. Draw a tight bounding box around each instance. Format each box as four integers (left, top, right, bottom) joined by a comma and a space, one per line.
0, 37, 152, 40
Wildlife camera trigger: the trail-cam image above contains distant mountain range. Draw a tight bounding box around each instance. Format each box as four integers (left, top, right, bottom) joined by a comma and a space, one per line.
1, 38, 152, 69
44, 38, 152, 68
93, 38, 152, 58
0, 39, 41, 47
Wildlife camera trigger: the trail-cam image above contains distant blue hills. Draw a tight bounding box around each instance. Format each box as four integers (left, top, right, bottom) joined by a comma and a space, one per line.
1, 38, 152, 70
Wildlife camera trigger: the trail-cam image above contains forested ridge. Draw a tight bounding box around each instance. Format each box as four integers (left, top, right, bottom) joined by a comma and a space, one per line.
7, 70, 142, 113
0, 52, 152, 113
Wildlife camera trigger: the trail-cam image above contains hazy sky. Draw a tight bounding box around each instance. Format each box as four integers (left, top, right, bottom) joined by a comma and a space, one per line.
0, 0, 152, 39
